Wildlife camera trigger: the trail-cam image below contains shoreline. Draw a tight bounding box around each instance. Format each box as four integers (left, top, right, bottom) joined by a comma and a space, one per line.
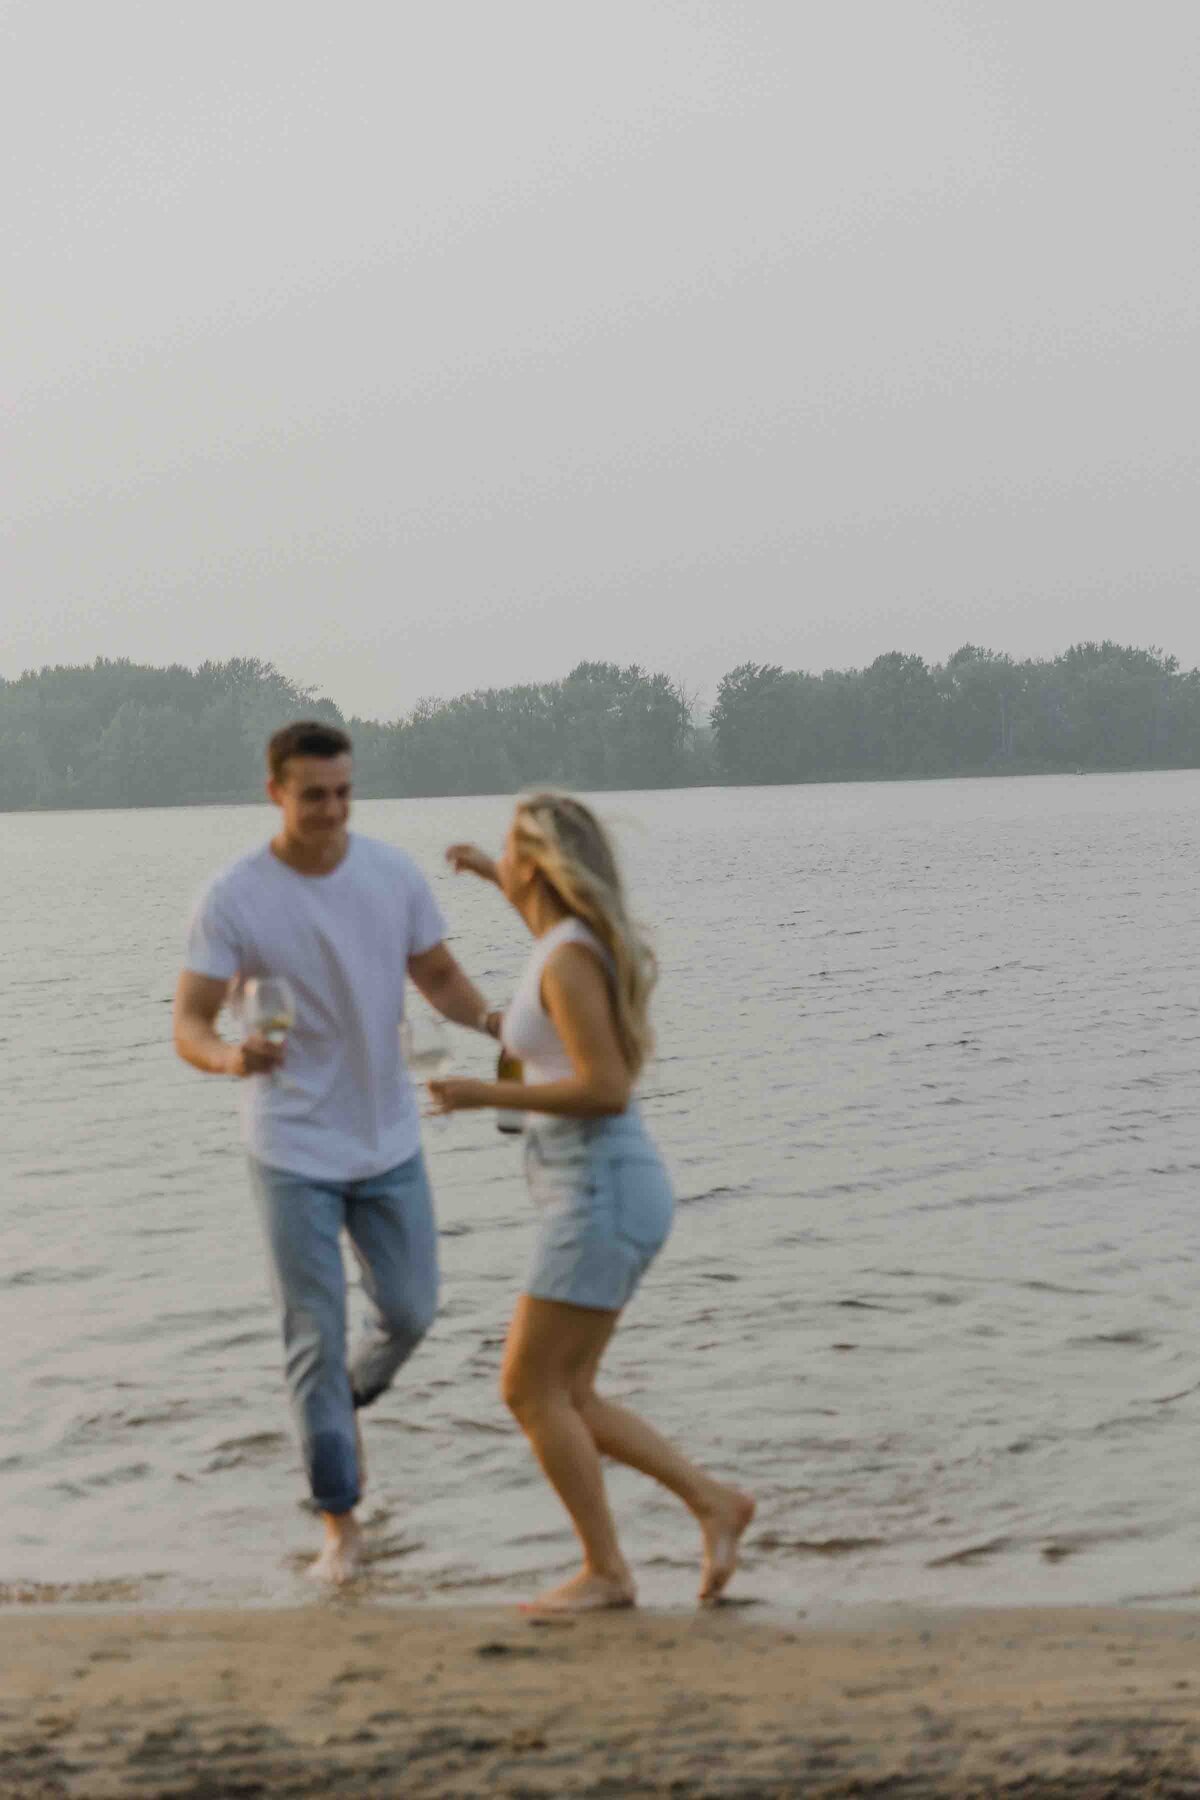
4, 762, 1199, 820
6, 1601, 1200, 1796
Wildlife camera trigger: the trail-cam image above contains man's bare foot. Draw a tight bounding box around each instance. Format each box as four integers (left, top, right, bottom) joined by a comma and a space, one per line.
308, 1512, 363, 1587
519, 1568, 636, 1616
697, 1489, 756, 1602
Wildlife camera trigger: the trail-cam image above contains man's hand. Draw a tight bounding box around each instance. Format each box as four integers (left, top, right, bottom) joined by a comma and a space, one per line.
226, 1032, 286, 1078
175, 970, 286, 1079
445, 843, 498, 883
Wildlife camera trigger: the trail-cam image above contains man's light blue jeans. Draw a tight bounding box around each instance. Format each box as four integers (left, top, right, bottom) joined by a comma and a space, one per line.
249, 1152, 438, 1515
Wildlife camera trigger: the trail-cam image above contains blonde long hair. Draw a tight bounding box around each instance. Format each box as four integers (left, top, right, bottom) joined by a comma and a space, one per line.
513, 791, 657, 1078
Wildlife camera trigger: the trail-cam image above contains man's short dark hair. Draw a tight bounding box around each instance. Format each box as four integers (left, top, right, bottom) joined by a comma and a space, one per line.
268, 720, 353, 782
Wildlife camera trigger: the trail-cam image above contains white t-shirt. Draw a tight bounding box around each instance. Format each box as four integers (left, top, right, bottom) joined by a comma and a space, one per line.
184, 833, 447, 1181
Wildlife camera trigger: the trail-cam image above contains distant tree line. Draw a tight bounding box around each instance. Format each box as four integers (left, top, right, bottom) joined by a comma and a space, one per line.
711, 642, 1200, 783
0, 658, 344, 812
0, 656, 694, 810
0, 642, 1197, 812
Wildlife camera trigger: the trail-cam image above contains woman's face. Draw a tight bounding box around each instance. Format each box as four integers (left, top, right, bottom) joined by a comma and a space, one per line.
496, 817, 536, 905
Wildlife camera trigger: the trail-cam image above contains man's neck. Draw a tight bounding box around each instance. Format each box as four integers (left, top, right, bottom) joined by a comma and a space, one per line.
270, 829, 351, 877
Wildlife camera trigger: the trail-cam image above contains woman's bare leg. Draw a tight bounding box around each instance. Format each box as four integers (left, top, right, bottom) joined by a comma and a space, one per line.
578, 1392, 754, 1599
501, 1295, 634, 1612
570, 1342, 755, 1601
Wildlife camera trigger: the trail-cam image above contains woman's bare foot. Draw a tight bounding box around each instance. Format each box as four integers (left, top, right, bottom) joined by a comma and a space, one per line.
308, 1512, 363, 1587
519, 1568, 636, 1616
697, 1489, 756, 1602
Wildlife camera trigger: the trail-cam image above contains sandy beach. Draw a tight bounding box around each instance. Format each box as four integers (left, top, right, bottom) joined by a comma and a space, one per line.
5, 1600, 1200, 1797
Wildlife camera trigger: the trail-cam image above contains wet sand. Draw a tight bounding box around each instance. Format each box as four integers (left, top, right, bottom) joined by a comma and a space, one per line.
5, 1602, 1200, 1796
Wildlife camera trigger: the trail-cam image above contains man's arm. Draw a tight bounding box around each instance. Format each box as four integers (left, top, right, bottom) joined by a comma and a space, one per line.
407, 941, 499, 1037
428, 944, 631, 1119
173, 970, 283, 1077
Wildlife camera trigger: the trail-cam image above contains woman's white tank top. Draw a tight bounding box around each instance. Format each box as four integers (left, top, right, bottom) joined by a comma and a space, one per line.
502, 917, 613, 1085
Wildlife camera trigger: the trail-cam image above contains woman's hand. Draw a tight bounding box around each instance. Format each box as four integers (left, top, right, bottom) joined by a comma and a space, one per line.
427, 1076, 492, 1116
445, 843, 498, 882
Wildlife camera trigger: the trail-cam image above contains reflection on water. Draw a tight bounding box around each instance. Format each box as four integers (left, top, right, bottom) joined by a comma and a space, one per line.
3, 773, 1200, 1612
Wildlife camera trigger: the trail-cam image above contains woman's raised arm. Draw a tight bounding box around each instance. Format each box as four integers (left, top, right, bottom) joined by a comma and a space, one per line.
445, 842, 499, 883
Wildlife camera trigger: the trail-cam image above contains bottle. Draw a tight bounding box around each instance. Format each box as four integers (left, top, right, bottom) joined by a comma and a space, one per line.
496, 1047, 524, 1135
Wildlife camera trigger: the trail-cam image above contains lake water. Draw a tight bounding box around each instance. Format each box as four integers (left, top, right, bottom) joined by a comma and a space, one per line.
4, 773, 1200, 1616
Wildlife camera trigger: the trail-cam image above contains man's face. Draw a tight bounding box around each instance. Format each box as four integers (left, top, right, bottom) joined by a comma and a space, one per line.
268, 753, 353, 843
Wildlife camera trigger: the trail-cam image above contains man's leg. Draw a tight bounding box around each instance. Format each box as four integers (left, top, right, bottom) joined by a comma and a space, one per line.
249, 1161, 363, 1577
344, 1152, 440, 1410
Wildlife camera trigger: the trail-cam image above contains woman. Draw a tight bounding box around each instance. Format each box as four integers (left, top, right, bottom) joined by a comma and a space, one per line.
431, 792, 754, 1614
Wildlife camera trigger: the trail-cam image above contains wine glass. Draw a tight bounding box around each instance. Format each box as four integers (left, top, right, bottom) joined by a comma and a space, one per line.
400, 1013, 451, 1118
243, 976, 295, 1045
399, 1014, 450, 1080
242, 976, 301, 1092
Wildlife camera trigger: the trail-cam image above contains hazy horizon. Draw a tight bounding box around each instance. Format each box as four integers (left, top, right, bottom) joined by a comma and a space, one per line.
6, 1, 1199, 718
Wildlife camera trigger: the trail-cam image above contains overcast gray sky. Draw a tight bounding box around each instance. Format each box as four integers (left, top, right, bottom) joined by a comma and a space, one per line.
5, 1, 1198, 719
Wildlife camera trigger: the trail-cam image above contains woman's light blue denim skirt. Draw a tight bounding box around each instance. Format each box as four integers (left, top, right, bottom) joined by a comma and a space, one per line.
523, 1108, 675, 1312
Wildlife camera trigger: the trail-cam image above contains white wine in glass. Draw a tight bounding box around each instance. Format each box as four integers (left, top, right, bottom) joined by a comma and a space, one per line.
400, 1016, 451, 1083
242, 977, 300, 1091
243, 976, 295, 1043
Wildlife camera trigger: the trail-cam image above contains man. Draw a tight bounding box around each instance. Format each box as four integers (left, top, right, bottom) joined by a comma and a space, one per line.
173, 720, 500, 1583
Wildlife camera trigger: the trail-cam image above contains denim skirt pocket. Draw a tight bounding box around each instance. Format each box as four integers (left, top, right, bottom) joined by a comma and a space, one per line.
609, 1145, 675, 1257
521, 1113, 673, 1311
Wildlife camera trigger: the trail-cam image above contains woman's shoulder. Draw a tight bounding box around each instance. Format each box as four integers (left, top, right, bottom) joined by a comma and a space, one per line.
544, 918, 614, 978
